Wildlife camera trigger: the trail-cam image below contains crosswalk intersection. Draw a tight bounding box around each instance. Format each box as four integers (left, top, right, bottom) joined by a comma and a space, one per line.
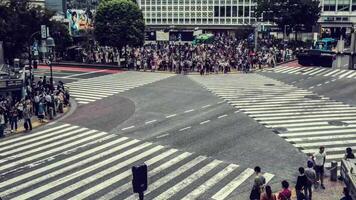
0, 123, 274, 200
66, 71, 175, 104
190, 74, 356, 169
264, 65, 356, 79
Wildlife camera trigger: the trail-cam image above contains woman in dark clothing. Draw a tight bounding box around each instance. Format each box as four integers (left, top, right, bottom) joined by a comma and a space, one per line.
344, 147, 355, 159
296, 167, 308, 200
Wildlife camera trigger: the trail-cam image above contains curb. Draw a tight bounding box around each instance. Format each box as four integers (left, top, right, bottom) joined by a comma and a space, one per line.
2, 104, 73, 138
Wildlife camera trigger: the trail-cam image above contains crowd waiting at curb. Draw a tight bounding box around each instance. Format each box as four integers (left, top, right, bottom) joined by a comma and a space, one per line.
0, 76, 70, 137
250, 146, 354, 200
78, 36, 297, 74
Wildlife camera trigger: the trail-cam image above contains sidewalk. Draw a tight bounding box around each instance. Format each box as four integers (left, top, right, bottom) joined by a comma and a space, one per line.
2, 105, 70, 137
274, 172, 345, 200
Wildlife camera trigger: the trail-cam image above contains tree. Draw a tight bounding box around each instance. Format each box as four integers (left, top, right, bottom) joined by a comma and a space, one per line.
0, 0, 72, 64
94, 0, 145, 53
255, 0, 321, 40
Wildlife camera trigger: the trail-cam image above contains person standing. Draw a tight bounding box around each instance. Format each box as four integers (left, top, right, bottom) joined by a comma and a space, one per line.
344, 147, 355, 159
250, 166, 266, 200
305, 161, 316, 200
260, 185, 277, 200
9, 106, 18, 133
23, 105, 32, 131
278, 180, 291, 200
313, 146, 326, 189
0, 109, 5, 137
295, 167, 308, 200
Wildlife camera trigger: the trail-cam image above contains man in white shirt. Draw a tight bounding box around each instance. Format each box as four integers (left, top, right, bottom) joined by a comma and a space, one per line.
313, 146, 326, 189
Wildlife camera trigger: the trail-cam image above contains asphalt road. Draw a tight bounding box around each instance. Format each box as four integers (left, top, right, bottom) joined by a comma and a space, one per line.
1, 68, 315, 200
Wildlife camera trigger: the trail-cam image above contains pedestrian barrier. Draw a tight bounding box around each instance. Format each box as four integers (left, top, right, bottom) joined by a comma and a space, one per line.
341, 159, 356, 199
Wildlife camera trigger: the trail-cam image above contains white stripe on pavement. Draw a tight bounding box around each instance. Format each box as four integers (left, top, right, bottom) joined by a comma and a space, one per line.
211, 168, 255, 200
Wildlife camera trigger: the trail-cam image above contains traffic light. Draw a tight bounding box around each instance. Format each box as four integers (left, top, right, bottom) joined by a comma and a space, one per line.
132, 164, 148, 194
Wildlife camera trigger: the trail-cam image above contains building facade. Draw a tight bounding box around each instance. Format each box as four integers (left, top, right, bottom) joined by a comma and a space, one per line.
319, 0, 356, 38
137, 0, 257, 30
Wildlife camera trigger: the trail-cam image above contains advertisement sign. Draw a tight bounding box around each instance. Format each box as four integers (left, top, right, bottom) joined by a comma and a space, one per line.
41, 25, 47, 39
156, 31, 169, 41
66, 9, 94, 36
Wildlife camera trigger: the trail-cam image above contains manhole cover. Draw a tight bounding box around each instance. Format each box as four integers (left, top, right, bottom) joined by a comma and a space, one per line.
273, 127, 288, 133
264, 84, 275, 86
304, 95, 322, 100
328, 120, 349, 126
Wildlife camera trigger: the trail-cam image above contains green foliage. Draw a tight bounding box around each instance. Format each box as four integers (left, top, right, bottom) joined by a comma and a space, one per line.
0, 0, 72, 63
255, 0, 321, 36
94, 0, 145, 50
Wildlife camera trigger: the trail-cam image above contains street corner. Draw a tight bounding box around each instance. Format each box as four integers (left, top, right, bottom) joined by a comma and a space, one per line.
62, 94, 136, 132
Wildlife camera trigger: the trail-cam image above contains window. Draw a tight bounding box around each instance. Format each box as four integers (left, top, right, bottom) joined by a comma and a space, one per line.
244, 6, 249, 17
220, 6, 225, 17
323, 0, 336, 11
353, 0, 356, 11
238, 6, 243, 17
214, 6, 219, 17
232, 6, 237, 16
338, 0, 350, 11
226, 6, 231, 17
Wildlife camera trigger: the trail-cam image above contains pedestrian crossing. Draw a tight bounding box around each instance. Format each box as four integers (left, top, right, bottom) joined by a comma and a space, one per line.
190, 74, 356, 169
66, 71, 175, 104
264, 65, 356, 79
0, 123, 274, 200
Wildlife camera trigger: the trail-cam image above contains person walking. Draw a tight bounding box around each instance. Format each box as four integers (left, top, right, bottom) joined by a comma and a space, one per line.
250, 166, 266, 200
296, 167, 308, 200
313, 146, 326, 189
260, 185, 277, 200
23, 105, 32, 131
9, 106, 18, 133
305, 161, 316, 200
278, 180, 291, 200
0, 109, 5, 137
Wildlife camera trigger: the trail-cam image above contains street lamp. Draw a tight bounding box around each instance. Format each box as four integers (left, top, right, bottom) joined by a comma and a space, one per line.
46, 36, 55, 90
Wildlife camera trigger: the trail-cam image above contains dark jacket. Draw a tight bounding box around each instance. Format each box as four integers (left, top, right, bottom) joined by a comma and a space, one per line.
295, 174, 308, 190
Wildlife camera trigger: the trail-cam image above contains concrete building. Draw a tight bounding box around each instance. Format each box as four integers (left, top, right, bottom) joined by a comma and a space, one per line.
137, 0, 258, 31
319, 0, 356, 38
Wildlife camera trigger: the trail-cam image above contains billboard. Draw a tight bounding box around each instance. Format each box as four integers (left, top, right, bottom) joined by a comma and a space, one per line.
66, 9, 94, 36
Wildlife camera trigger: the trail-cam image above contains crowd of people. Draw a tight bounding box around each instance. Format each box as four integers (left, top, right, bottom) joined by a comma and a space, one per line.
0, 76, 70, 137
77, 35, 297, 74
250, 146, 354, 200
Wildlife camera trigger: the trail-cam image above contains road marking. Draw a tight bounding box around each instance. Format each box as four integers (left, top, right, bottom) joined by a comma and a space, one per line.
291, 81, 297, 84
125, 156, 206, 200
218, 114, 228, 119
181, 164, 239, 200
33, 144, 163, 200
200, 120, 211, 125
317, 83, 322, 87
309, 86, 314, 89
145, 120, 157, 125
331, 79, 337, 82
63, 69, 107, 78
156, 133, 169, 139
217, 100, 225, 104
202, 104, 211, 108
179, 126, 191, 131
153, 160, 222, 200
184, 109, 194, 113
98, 152, 191, 200
211, 168, 255, 200
325, 81, 330, 84
234, 110, 239, 113
121, 126, 135, 131
166, 114, 177, 118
